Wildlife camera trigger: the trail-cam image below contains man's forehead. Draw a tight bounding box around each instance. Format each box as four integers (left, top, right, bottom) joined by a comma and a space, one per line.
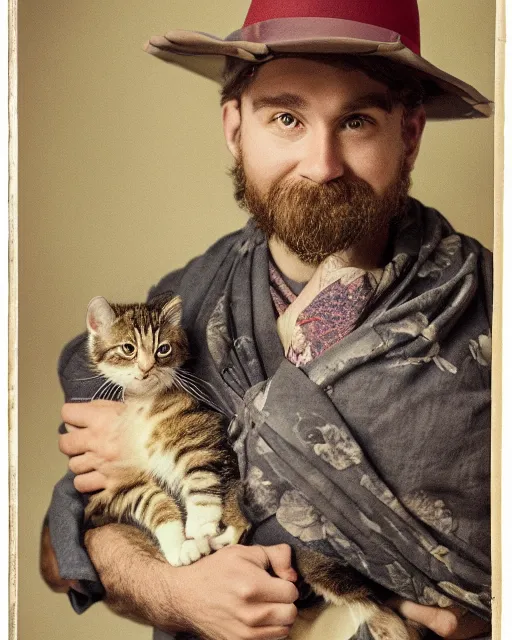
245, 57, 390, 103
243, 58, 394, 114
250, 91, 394, 115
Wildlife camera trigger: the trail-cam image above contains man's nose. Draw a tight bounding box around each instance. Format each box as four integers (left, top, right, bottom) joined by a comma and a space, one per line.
300, 131, 344, 184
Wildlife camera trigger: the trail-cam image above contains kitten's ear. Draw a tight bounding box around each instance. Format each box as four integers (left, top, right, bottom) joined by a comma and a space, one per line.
161, 296, 182, 327
87, 296, 116, 335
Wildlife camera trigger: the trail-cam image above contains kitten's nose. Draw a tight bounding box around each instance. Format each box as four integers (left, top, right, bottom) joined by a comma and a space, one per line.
137, 355, 154, 377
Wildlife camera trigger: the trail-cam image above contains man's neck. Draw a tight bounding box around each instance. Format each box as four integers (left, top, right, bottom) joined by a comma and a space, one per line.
268, 230, 390, 283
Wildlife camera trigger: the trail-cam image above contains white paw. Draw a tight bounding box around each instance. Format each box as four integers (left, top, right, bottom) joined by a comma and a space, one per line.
155, 521, 186, 567
209, 525, 240, 551
198, 521, 221, 539
179, 537, 211, 565
185, 512, 220, 538
163, 546, 185, 567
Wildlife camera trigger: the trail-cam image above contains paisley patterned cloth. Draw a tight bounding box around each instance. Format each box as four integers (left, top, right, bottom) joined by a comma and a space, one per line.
48, 199, 492, 639
269, 261, 379, 365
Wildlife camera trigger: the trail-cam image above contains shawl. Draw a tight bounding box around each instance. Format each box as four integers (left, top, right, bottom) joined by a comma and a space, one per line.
51, 198, 492, 638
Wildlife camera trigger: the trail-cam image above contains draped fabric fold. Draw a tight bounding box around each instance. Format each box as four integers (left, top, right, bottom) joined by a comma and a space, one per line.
164, 199, 492, 627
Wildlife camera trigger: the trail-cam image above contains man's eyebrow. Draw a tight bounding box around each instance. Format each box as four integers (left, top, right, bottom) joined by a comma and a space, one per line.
251, 91, 394, 114
251, 93, 308, 112
341, 92, 394, 114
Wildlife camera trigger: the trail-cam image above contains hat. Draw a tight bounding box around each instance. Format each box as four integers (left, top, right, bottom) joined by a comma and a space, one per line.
144, 0, 492, 120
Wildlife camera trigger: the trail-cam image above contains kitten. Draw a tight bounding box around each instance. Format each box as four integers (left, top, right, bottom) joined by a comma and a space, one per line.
83, 292, 421, 639
83, 292, 249, 567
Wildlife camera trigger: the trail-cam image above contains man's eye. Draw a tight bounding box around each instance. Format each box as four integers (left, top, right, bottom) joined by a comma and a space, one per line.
343, 115, 372, 130
275, 113, 299, 128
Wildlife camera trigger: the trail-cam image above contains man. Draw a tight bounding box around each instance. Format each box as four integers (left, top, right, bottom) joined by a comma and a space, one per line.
40, 1, 493, 639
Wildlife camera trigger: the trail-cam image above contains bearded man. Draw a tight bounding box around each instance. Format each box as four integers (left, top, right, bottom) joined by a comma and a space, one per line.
40, 1, 493, 639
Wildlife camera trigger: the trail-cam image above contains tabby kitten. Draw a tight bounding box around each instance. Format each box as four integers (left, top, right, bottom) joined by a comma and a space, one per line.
83, 293, 420, 639
83, 292, 249, 567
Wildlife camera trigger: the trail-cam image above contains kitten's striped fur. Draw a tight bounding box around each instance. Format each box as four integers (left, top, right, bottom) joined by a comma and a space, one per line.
83, 293, 249, 566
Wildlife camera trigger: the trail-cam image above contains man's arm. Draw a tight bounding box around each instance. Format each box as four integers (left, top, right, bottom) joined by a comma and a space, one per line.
84, 525, 299, 640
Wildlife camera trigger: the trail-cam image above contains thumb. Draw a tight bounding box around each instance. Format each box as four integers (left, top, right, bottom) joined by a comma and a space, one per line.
391, 599, 459, 638
258, 544, 297, 582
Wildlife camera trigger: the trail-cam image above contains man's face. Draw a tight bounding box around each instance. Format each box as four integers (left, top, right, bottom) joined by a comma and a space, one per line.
223, 58, 425, 265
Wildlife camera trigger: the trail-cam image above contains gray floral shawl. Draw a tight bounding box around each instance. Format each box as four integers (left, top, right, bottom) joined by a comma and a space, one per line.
50, 198, 492, 638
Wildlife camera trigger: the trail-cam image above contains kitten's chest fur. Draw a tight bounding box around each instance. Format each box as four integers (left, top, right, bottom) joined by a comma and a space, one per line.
117, 391, 197, 491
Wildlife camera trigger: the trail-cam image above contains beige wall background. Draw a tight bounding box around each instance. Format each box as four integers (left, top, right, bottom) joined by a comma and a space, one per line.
18, 1, 495, 639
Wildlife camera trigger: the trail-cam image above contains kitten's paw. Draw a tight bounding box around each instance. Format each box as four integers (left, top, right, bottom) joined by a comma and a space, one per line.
163, 547, 185, 567
199, 521, 220, 538
155, 521, 186, 567
209, 525, 240, 551
185, 517, 220, 540
179, 537, 211, 565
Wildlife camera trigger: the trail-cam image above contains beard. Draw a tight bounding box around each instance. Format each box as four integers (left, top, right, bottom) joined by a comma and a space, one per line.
230, 157, 411, 266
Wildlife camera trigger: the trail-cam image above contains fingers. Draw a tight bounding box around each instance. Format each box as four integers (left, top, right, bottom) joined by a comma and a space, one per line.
235, 545, 298, 604
259, 544, 298, 583
391, 600, 457, 637
239, 603, 297, 628
61, 400, 121, 428
240, 625, 293, 640
59, 429, 91, 457
68, 452, 98, 475
250, 575, 299, 605
73, 470, 107, 493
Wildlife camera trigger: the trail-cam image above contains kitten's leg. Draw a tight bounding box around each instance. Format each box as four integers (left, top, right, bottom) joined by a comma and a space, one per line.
181, 470, 224, 541
294, 548, 422, 640
210, 482, 251, 551
85, 473, 188, 567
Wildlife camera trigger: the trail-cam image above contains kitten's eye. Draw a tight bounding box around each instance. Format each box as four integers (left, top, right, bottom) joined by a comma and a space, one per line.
156, 343, 172, 357
121, 343, 135, 355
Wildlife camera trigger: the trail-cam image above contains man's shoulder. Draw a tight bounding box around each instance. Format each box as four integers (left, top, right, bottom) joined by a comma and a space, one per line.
414, 199, 493, 316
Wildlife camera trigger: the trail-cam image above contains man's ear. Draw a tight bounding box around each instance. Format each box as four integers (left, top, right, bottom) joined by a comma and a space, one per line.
402, 106, 426, 171
222, 99, 242, 159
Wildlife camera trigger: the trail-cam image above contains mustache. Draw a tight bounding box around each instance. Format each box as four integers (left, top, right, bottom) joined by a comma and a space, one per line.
231, 162, 372, 207
265, 174, 375, 206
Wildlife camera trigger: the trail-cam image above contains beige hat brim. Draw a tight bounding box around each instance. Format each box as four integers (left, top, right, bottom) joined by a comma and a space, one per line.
144, 22, 492, 120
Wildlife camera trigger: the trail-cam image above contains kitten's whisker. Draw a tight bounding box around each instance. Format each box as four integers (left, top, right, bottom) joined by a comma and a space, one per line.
92, 379, 114, 401
176, 370, 226, 407
71, 374, 105, 382
175, 372, 215, 400
176, 369, 219, 391
173, 372, 226, 415
99, 381, 117, 401
107, 383, 121, 401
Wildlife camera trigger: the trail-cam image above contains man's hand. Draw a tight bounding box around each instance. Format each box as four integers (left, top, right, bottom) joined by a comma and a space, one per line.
173, 543, 299, 640
390, 598, 491, 639
59, 400, 131, 493
84, 524, 299, 640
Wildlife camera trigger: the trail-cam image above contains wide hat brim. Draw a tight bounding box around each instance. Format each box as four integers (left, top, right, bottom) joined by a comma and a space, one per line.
144, 17, 492, 120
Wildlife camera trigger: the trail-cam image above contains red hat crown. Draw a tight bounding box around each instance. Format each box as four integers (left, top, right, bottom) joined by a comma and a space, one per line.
243, 0, 421, 55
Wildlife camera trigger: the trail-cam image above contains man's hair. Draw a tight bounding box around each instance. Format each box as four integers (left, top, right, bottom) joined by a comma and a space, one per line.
220, 53, 430, 112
